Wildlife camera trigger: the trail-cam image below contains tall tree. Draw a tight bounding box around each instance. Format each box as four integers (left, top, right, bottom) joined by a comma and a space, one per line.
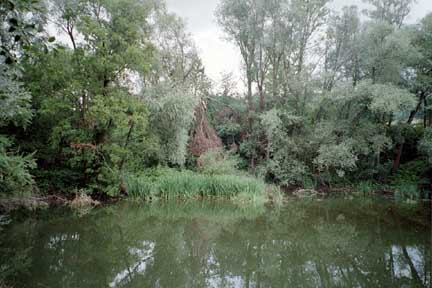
216, 0, 264, 119
0, 0, 45, 195
322, 6, 361, 90
362, 0, 416, 27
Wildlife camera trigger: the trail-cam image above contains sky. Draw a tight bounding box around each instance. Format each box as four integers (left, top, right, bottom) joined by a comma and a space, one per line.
165, 0, 432, 89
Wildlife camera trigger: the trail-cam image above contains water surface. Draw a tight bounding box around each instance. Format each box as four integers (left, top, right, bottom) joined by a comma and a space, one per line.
0, 198, 430, 287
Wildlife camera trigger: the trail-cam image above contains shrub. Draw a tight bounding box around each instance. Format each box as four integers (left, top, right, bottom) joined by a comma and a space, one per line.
355, 181, 376, 195
197, 149, 241, 176
418, 127, 432, 165
389, 160, 428, 201
314, 142, 358, 178
0, 136, 36, 197
394, 183, 421, 202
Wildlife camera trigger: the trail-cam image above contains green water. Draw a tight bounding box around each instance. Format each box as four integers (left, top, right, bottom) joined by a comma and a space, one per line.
0, 198, 430, 288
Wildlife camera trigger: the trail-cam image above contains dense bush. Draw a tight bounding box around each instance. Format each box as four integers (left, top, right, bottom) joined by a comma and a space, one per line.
419, 128, 432, 164
0, 136, 35, 196
197, 149, 241, 176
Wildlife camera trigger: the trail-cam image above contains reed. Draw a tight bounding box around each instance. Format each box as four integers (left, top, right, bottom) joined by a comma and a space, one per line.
125, 169, 267, 203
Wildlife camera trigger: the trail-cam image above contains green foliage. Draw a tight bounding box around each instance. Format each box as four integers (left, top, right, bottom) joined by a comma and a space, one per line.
314, 142, 358, 178
367, 83, 417, 115
258, 109, 310, 186
261, 158, 309, 187
0, 66, 33, 128
251, 77, 418, 188
390, 160, 429, 185
354, 181, 377, 195
363, 0, 416, 27
418, 128, 432, 164
125, 168, 267, 203
0, 0, 45, 65
197, 149, 241, 176
9, 0, 204, 195
144, 85, 197, 166
0, 136, 35, 196
388, 160, 429, 201
207, 94, 245, 146
0, 0, 39, 197
394, 182, 421, 202
0, 0, 431, 199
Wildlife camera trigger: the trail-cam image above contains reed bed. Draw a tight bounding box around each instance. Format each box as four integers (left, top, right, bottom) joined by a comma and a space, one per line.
125, 169, 267, 203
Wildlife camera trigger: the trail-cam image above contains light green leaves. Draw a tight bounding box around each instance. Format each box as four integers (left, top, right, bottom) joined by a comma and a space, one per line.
144, 84, 198, 166
314, 141, 358, 177
366, 83, 416, 114
419, 128, 432, 164
0, 66, 33, 128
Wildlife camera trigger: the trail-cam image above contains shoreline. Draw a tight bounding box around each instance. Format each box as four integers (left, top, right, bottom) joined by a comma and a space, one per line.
1, 187, 429, 214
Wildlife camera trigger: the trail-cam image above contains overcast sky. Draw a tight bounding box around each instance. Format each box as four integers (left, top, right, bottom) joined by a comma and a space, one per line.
165, 0, 432, 89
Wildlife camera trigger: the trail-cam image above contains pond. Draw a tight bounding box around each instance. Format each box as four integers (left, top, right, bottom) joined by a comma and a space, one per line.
0, 197, 430, 288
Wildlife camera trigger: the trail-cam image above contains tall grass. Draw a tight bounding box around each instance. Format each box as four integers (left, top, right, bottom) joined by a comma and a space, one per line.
125, 169, 267, 203
355, 181, 376, 195
124, 174, 156, 198
394, 183, 421, 202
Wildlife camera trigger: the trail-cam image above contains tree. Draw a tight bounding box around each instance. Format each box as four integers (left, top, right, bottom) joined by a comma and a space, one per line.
145, 6, 214, 165
362, 0, 416, 27
143, 84, 197, 166
322, 6, 361, 90
413, 13, 432, 127
0, 0, 45, 196
17, 0, 157, 194
216, 0, 265, 119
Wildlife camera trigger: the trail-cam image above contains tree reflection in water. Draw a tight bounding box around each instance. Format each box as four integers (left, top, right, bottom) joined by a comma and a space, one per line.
0, 198, 430, 288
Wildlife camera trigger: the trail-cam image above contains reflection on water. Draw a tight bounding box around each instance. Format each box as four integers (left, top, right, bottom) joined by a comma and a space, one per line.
0, 198, 430, 288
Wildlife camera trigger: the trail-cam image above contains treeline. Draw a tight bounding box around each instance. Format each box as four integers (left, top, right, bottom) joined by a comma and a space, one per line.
0, 0, 431, 199
0, 0, 213, 197
211, 0, 431, 195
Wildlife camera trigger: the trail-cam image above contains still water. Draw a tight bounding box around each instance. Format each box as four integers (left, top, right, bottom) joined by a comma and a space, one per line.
0, 197, 430, 288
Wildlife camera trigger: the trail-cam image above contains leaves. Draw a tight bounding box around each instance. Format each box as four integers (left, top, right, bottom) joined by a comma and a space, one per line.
418, 128, 432, 164
0, 65, 33, 128
368, 83, 416, 114
314, 142, 358, 177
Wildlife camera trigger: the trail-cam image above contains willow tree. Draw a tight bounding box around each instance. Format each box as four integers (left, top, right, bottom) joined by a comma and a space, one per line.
322, 6, 361, 90
216, 0, 264, 119
362, 0, 417, 27
142, 5, 217, 165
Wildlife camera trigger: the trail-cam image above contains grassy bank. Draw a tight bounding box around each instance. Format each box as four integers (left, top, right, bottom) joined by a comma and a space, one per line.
124, 168, 269, 204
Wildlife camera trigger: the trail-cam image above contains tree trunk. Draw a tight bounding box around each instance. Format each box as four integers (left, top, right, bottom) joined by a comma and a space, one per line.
392, 142, 404, 175
258, 84, 265, 111
372, 66, 376, 84
272, 64, 277, 100
118, 120, 135, 172
67, 23, 77, 50
429, 98, 432, 127
428, 96, 432, 127
118, 119, 135, 196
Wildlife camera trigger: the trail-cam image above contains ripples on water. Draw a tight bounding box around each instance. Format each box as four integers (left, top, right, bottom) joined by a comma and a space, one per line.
0, 197, 430, 288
